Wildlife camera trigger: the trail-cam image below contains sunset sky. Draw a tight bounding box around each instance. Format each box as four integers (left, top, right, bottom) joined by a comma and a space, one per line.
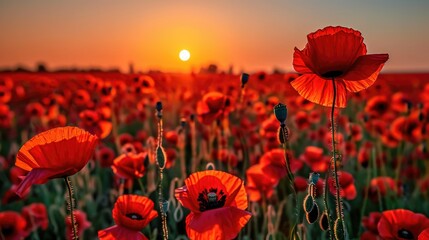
1, 0, 428, 73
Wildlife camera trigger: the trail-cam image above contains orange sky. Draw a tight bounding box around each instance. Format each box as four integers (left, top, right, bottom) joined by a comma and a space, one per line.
1, 1, 429, 73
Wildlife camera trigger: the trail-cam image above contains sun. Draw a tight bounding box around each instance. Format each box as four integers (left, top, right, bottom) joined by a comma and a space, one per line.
179, 49, 190, 62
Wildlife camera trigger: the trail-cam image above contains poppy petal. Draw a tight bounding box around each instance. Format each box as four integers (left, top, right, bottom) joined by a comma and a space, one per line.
293, 47, 315, 74
342, 54, 389, 88
186, 207, 251, 240
290, 74, 348, 108
419, 228, 429, 240
98, 225, 147, 240
16, 167, 75, 197
306, 26, 367, 75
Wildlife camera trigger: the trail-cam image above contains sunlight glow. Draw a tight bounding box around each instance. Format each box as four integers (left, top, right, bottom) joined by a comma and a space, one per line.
179, 49, 190, 62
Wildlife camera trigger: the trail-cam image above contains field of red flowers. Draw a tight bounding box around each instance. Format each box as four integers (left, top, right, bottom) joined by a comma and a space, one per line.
2, 27, 429, 240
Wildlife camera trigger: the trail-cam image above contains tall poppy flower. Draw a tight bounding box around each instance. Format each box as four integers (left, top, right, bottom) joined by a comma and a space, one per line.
98, 195, 158, 240
196, 91, 228, 125
377, 209, 429, 240
111, 152, 147, 179
328, 171, 357, 200
0, 211, 28, 240
14, 126, 98, 197
175, 170, 251, 239
21, 203, 49, 234
300, 146, 330, 172
246, 164, 278, 202
291, 26, 389, 108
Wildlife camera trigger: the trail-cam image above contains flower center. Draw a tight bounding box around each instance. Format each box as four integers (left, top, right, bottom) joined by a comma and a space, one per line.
1, 225, 14, 236
397, 229, 414, 239
125, 212, 144, 220
197, 188, 227, 212
321, 71, 343, 78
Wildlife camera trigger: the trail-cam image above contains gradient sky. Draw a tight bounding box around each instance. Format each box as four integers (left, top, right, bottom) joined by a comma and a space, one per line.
1, 0, 428, 73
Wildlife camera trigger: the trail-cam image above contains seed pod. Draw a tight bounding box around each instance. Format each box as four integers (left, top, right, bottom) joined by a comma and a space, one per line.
319, 211, 329, 231
273, 103, 288, 124
240, 73, 249, 88
305, 202, 319, 224
334, 218, 345, 240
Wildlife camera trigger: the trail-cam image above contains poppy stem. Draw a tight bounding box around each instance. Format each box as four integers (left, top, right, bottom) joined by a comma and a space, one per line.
64, 177, 78, 240
331, 77, 346, 239
155, 102, 169, 240
281, 126, 300, 239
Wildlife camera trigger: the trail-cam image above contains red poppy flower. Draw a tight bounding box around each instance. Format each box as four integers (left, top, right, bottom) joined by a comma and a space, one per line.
391, 92, 411, 114
419, 228, 429, 240
300, 146, 329, 172
378, 209, 429, 240
368, 177, 401, 202
0, 211, 28, 240
118, 133, 134, 146
294, 176, 308, 193
66, 210, 91, 240
96, 146, 116, 168
361, 212, 382, 239
98, 195, 158, 240
365, 96, 389, 118
348, 124, 363, 142
21, 203, 49, 233
175, 170, 251, 239
291, 26, 389, 108
246, 164, 278, 202
294, 111, 311, 130
73, 89, 92, 108
329, 171, 357, 200
111, 152, 146, 179
196, 92, 228, 125
0, 104, 13, 129
132, 75, 155, 95
79, 110, 112, 139
390, 115, 422, 143
14, 126, 98, 197
260, 149, 302, 179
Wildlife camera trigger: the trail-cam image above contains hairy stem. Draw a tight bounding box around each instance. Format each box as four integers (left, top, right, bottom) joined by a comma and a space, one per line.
331, 77, 345, 239
64, 177, 78, 240
281, 125, 300, 239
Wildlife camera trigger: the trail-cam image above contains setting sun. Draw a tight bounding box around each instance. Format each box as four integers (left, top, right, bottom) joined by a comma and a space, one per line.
179, 49, 190, 62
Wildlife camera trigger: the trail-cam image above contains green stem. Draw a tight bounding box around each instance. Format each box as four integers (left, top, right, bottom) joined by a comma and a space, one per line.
323, 161, 335, 240
281, 126, 300, 239
64, 177, 78, 240
331, 77, 345, 238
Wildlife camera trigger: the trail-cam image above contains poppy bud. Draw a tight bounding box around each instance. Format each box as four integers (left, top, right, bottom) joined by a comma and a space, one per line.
273, 103, 288, 125
334, 218, 345, 240
156, 146, 167, 169
180, 118, 186, 128
305, 202, 319, 224
277, 126, 289, 144
308, 172, 320, 186
319, 211, 329, 231
303, 194, 315, 213
156, 101, 163, 118
240, 73, 249, 88
156, 101, 163, 111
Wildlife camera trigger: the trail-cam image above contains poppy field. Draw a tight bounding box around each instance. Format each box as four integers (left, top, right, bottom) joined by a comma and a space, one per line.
1, 26, 429, 240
